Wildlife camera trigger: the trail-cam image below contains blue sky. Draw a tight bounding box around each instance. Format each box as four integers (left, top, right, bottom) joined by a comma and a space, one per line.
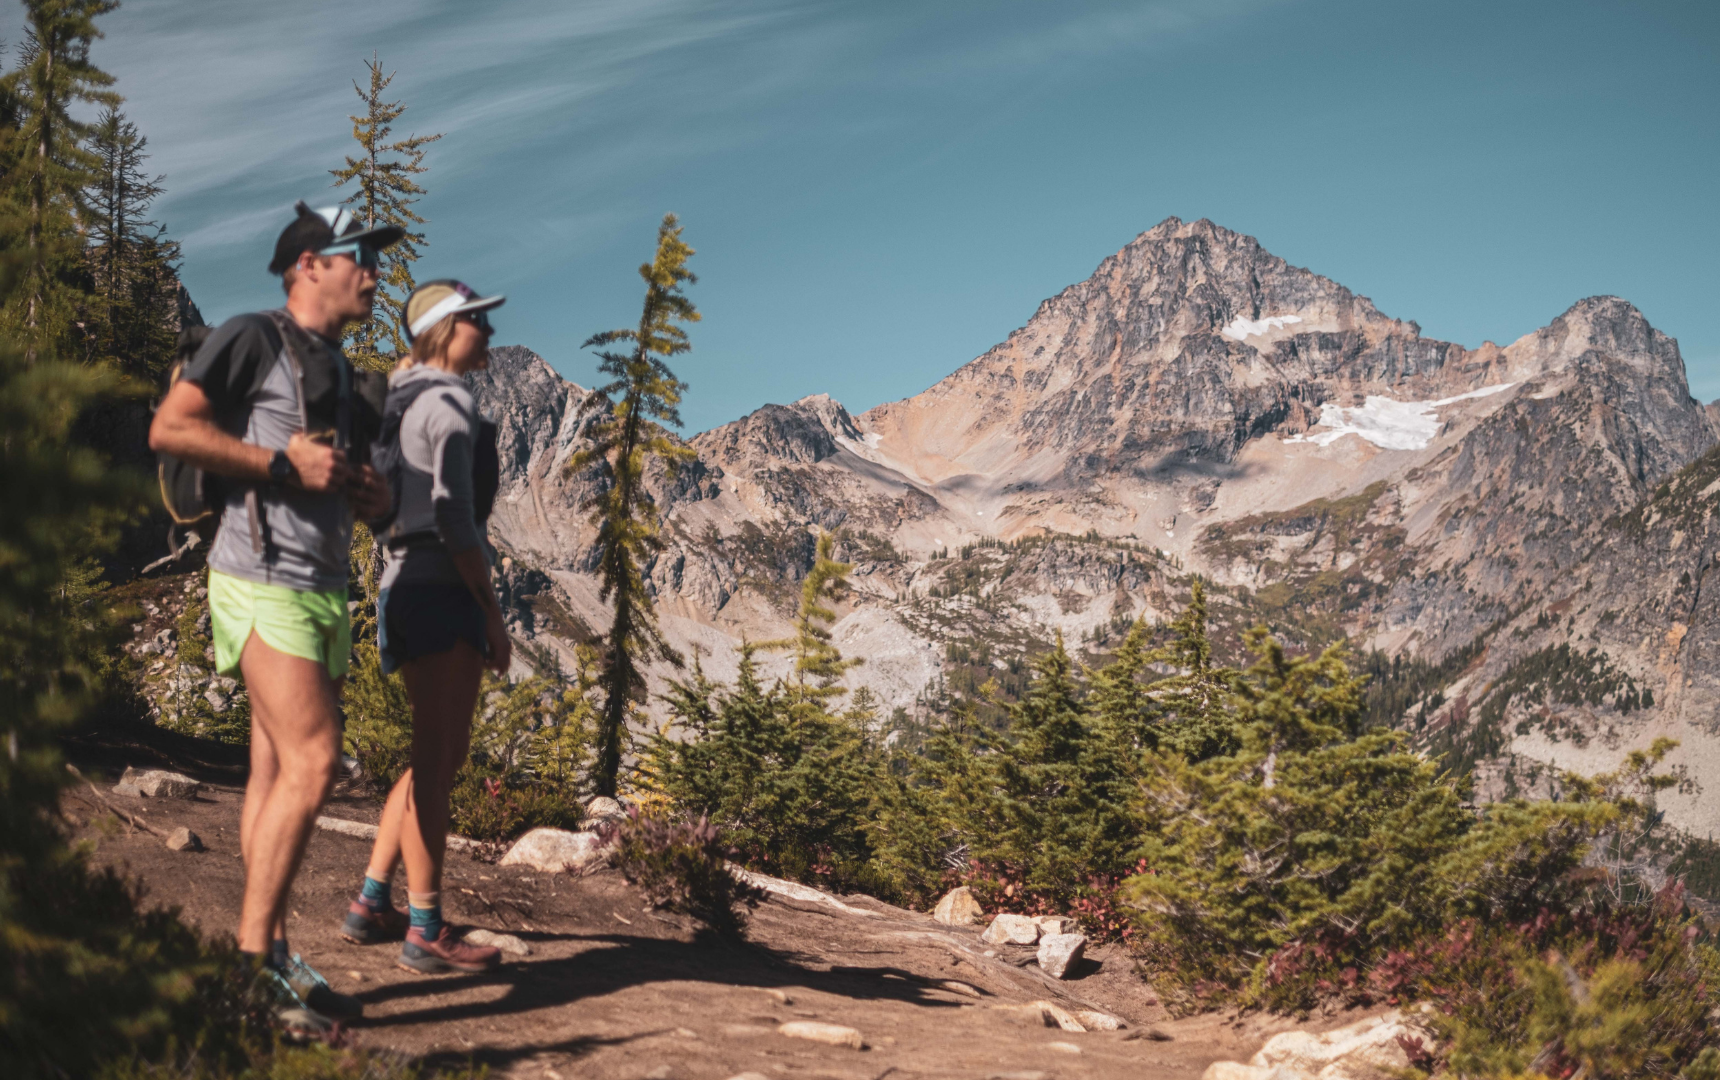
58, 0, 1720, 432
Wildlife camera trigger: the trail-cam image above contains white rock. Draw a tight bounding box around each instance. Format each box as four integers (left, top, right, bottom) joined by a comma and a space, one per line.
464, 928, 531, 956
115, 767, 200, 799
980, 912, 1041, 946
1036, 932, 1086, 979
581, 796, 627, 830
1252, 1012, 1419, 1080
1203, 1064, 1281, 1080
777, 1020, 862, 1049
1028, 1000, 1085, 1032
1198, 1012, 1425, 1080
204, 688, 230, 712
722, 1073, 771, 1080
499, 828, 607, 874
1046, 1041, 1081, 1054
1032, 914, 1079, 936
164, 826, 201, 852
933, 885, 984, 926
1073, 1009, 1124, 1031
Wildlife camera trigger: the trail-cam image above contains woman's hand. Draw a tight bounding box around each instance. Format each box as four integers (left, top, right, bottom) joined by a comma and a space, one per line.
482, 603, 511, 675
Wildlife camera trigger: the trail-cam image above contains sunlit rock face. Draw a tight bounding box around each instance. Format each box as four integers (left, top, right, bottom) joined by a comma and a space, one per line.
470, 219, 1720, 837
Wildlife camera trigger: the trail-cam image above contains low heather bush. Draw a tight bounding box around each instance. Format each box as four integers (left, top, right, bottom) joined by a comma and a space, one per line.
600, 809, 761, 938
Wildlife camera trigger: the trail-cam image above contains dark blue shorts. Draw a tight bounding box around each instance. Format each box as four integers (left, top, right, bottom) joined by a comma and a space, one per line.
377, 584, 488, 675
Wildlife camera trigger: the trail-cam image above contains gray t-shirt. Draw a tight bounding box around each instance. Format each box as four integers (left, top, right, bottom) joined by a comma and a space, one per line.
379, 364, 490, 592
186, 312, 355, 594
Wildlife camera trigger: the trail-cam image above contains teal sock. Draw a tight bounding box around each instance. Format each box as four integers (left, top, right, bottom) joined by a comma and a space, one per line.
408, 904, 442, 942
359, 874, 392, 909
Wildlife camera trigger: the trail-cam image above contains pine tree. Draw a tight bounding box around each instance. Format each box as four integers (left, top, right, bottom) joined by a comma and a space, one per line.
1088, 580, 1239, 762
330, 54, 439, 368
83, 105, 178, 379
2, 1, 118, 362
567, 214, 698, 797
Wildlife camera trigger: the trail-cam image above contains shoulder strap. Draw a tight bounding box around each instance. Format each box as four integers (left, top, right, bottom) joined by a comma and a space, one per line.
262, 310, 313, 435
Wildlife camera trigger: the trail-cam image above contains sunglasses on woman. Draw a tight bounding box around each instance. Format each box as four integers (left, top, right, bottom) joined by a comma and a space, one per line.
456, 310, 494, 335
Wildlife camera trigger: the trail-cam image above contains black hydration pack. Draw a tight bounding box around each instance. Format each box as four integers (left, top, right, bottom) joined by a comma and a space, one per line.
364, 378, 499, 543
156, 325, 220, 532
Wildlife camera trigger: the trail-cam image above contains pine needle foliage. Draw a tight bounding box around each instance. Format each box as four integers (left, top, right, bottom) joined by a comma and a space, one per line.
330, 53, 440, 367
763, 531, 863, 704
566, 213, 698, 797
1, 0, 118, 361
83, 105, 180, 380
650, 647, 880, 886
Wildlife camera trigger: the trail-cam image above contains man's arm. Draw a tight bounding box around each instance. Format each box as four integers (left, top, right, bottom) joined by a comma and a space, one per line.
148, 379, 350, 491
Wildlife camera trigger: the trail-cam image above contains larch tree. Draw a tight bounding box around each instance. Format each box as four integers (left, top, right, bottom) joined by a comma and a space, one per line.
566, 213, 698, 797
330, 53, 439, 369
767, 531, 863, 705
2, 0, 119, 362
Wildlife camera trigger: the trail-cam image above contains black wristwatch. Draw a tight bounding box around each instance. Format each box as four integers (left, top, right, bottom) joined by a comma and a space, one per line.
268, 449, 296, 486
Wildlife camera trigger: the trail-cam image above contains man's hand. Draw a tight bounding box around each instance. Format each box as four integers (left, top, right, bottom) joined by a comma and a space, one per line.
482, 605, 512, 675
286, 432, 349, 492
345, 464, 390, 521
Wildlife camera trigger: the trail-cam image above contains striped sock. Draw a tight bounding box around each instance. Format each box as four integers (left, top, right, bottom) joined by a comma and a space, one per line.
359, 874, 392, 910
408, 891, 442, 942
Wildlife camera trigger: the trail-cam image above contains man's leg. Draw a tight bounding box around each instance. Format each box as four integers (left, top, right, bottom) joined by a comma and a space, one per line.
239, 704, 291, 952
236, 632, 342, 955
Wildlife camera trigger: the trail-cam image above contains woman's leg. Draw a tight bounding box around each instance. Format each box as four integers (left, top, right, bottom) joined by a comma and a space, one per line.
340, 768, 413, 944
394, 637, 500, 973
399, 638, 483, 896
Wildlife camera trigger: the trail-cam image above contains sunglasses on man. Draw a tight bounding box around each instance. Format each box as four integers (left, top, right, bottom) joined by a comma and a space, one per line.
317, 242, 381, 272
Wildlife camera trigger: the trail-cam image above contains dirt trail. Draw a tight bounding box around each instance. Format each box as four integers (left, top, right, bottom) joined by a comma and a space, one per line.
66, 765, 1381, 1080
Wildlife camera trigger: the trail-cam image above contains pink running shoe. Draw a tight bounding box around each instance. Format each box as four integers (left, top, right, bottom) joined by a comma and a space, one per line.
398, 924, 502, 974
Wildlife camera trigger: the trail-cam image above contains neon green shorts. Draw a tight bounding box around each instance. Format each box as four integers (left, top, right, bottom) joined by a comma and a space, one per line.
208, 570, 351, 680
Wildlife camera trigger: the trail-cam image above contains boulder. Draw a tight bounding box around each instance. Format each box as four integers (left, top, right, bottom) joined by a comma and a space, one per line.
499, 828, 607, 874
933, 885, 984, 926
164, 826, 202, 852
980, 912, 1042, 946
580, 796, 627, 831
1036, 933, 1086, 979
114, 767, 200, 799
777, 1021, 862, 1049
1200, 1011, 1427, 1080
1032, 914, 1079, 936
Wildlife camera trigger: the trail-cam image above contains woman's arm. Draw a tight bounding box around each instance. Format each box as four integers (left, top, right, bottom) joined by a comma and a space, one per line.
422, 388, 509, 673
451, 545, 510, 675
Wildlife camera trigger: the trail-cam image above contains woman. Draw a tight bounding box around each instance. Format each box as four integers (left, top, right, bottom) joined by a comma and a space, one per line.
339, 279, 512, 974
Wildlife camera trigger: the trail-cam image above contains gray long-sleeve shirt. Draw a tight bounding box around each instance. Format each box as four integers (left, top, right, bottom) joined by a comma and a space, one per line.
378, 365, 491, 591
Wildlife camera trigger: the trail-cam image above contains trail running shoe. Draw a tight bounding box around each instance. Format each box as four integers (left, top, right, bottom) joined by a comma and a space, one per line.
255, 965, 339, 1043
280, 953, 364, 1020
341, 899, 409, 944
398, 924, 503, 975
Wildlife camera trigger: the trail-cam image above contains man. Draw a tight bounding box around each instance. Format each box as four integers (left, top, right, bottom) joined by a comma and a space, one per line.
149, 203, 396, 1034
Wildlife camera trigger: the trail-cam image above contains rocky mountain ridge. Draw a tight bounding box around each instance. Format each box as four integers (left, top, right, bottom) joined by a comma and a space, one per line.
470, 217, 1720, 837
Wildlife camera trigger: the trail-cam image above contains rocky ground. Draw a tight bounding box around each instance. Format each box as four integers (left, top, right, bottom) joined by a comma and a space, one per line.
63, 754, 1399, 1080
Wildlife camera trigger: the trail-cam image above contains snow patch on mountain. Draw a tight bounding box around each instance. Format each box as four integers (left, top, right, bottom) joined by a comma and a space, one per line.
1221, 314, 1303, 340
1289, 383, 1516, 451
